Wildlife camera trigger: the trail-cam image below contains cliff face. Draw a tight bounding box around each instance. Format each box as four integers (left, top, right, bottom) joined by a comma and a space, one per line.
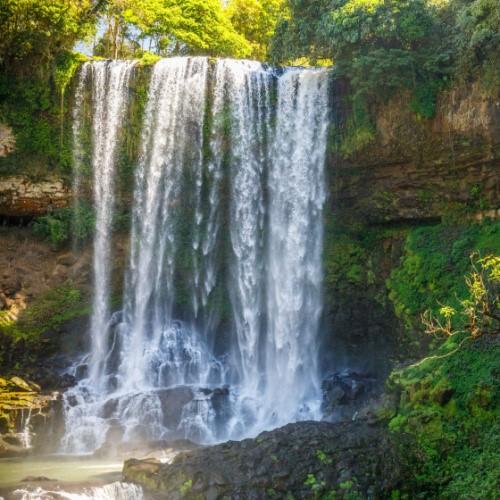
0, 79, 497, 382
0, 175, 71, 218
331, 82, 500, 223
0, 81, 498, 224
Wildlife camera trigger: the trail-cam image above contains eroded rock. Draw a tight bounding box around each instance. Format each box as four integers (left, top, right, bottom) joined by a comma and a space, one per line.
123, 420, 404, 499
0, 376, 61, 457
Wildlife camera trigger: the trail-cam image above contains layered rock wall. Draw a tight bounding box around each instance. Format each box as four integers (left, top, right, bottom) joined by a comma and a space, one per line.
331, 83, 500, 223
0, 175, 71, 217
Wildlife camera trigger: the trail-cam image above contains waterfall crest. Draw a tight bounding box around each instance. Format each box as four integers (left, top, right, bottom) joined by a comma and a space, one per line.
63, 58, 331, 453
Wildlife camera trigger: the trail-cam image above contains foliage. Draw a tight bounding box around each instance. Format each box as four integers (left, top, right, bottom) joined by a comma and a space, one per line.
451, 0, 500, 92
95, 0, 251, 59
270, 0, 335, 63
387, 219, 500, 334
225, 0, 286, 60
0, 73, 70, 174
272, 0, 500, 151
0, 0, 99, 76
0, 0, 99, 175
273, 0, 450, 112
54, 51, 88, 97
422, 254, 500, 339
387, 221, 500, 496
1, 284, 89, 341
33, 202, 95, 248
388, 332, 500, 497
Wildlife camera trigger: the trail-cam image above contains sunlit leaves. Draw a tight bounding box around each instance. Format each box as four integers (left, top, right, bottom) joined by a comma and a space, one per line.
225, 0, 286, 59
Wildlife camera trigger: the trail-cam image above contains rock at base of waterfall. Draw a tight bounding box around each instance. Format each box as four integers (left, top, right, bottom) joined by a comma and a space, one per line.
321, 369, 393, 423
0, 376, 62, 457
123, 420, 404, 499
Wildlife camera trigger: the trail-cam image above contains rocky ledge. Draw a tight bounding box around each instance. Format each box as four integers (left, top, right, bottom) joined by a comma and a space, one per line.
123, 420, 404, 499
0, 376, 61, 457
0, 175, 71, 217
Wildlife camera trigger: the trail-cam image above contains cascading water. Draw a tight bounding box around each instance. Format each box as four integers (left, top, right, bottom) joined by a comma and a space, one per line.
13, 482, 143, 500
120, 57, 210, 390
62, 60, 137, 453
227, 60, 270, 392
71, 62, 90, 248
263, 68, 330, 424
88, 60, 136, 384
62, 57, 331, 453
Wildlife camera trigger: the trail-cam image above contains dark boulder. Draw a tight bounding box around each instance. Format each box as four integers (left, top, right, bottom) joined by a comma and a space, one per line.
322, 370, 380, 422
123, 420, 404, 499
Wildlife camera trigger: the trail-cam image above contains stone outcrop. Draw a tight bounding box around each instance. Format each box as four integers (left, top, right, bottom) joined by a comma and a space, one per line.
0, 175, 71, 217
331, 82, 500, 223
0, 376, 60, 457
123, 420, 404, 499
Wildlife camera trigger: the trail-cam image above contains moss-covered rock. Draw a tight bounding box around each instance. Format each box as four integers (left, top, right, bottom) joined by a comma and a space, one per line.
123, 421, 405, 499
388, 334, 500, 498
0, 375, 60, 457
387, 219, 500, 339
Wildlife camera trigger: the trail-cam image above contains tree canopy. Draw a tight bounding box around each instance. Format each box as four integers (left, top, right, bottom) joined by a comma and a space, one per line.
96, 0, 252, 59
0, 0, 100, 75
225, 0, 285, 60
271, 0, 500, 117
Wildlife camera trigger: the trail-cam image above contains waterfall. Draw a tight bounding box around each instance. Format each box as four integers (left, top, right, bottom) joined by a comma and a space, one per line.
13, 482, 143, 500
225, 60, 271, 396
119, 57, 209, 390
88, 61, 136, 384
190, 59, 226, 323
62, 58, 331, 453
264, 68, 329, 424
71, 62, 90, 249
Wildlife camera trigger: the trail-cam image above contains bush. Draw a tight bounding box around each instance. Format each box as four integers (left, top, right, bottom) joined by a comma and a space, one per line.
387, 220, 500, 334
32, 201, 95, 247
422, 254, 500, 339
388, 332, 500, 498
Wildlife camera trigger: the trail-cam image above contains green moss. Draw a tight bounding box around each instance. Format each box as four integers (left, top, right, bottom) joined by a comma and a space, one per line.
0, 58, 78, 176
32, 201, 95, 248
387, 219, 500, 334
179, 479, 193, 495
329, 94, 376, 158
388, 334, 500, 498
1, 284, 90, 342
323, 217, 405, 309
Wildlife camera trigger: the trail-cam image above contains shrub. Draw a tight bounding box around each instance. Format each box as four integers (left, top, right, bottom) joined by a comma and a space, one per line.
32, 201, 95, 247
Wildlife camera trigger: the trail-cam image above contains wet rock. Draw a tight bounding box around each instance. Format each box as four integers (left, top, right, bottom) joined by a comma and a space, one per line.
21, 476, 56, 482
0, 175, 71, 217
321, 370, 380, 423
0, 376, 62, 457
94, 420, 125, 457
101, 397, 119, 419
123, 420, 404, 499
157, 386, 194, 429
75, 363, 89, 380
